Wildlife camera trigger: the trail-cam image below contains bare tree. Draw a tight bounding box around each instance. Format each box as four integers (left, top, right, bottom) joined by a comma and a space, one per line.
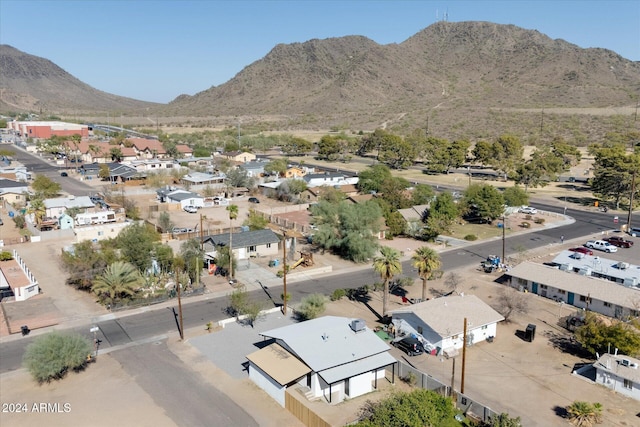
444, 272, 462, 292
495, 287, 529, 322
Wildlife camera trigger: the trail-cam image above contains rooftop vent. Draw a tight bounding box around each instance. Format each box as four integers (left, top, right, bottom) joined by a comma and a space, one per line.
350, 319, 366, 333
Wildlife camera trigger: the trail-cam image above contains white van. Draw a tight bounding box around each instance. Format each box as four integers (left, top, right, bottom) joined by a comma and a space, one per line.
629, 227, 640, 237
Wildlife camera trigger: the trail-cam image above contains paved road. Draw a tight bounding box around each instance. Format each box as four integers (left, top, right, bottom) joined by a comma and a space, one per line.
3, 205, 638, 373
5, 143, 95, 196
111, 340, 257, 427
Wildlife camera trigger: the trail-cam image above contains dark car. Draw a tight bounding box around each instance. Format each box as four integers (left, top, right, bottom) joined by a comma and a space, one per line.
60, 172, 68, 177
248, 197, 260, 203
568, 247, 593, 256
392, 336, 424, 356
604, 236, 634, 248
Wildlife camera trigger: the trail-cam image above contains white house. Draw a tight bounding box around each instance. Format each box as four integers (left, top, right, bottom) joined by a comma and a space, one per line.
73, 221, 132, 242
390, 294, 504, 356
507, 261, 640, 320
249, 316, 396, 406
593, 353, 640, 401
0, 250, 39, 301
44, 196, 95, 219
203, 229, 280, 262
156, 189, 204, 209
303, 172, 358, 188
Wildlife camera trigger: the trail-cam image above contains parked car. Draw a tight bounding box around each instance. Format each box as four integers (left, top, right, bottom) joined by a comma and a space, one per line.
183, 205, 198, 213
248, 197, 260, 204
392, 336, 424, 357
584, 240, 618, 253
60, 172, 68, 177
518, 206, 537, 215
628, 227, 640, 238
603, 236, 634, 248
568, 247, 593, 256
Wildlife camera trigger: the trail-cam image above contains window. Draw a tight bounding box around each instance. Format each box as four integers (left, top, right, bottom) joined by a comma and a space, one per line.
266, 243, 271, 249
249, 245, 256, 252
580, 295, 587, 302
540, 284, 548, 290
481, 325, 488, 330
603, 302, 611, 307
623, 379, 633, 390
558, 290, 566, 295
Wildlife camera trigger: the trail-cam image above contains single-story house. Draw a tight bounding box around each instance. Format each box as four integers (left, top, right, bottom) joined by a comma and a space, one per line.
202, 229, 280, 261
0, 250, 39, 301
44, 196, 95, 219
175, 144, 193, 158
593, 353, 640, 401
303, 172, 354, 188
238, 160, 267, 177
126, 159, 178, 172
180, 171, 226, 186
157, 189, 204, 209
0, 178, 29, 205
551, 250, 640, 287
221, 151, 256, 163
73, 221, 132, 242
390, 294, 505, 356
397, 204, 430, 222
284, 167, 306, 178
300, 184, 359, 203
249, 316, 396, 406
506, 261, 640, 320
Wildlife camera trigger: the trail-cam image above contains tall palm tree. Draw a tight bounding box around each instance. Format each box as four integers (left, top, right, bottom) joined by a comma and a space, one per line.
92, 261, 143, 305
27, 198, 46, 225
412, 246, 442, 301
373, 246, 402, 316
226, 204, 238, 278
566, 401, 603, 427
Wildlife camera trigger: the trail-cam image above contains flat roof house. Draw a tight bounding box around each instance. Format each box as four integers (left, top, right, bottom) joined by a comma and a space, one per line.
593, 353, 640, 401
249, 316, 396, 406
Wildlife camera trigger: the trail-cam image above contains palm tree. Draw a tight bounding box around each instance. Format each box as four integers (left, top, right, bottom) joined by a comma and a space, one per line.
226, 204, 238, 278
412, 246, 442, 301
92, 261, 143, 305
27, 198, 46, 225
373, 246, 402, 316
566, 401, 603, 427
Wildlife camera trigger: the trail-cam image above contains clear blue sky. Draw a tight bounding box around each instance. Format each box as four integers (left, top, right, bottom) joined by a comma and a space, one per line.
1, 1, 638, 103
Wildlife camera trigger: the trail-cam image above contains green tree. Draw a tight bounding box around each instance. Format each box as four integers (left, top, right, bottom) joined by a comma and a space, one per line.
489, 412, 523, 427
318, 186, 347, 203
110, 147, 123, 162
492, 134, 524, 179
27, 198, 46, 225
157, 211, 174, 233
373, 246, 402, 316
412, 247, 441, 301
92, 261, 143, 305
59, 240, 114, 290
180, 238, 204, 284
426, 192, 459, 236
472, 140, 493, 166
264, 158, 287, 176
228, 285, 249, 317
153, 243, 174, 273
117, 223, 160, 272
353, 389, 458, 427
23, 332, 92, 383
243, 209, 269, 230
357, 164, 393, 194
98, 164, 111, 180
31, 174, 61, 198
317, 134, 341, 160
515, 147, 565, 191
589, 145, 639, 210
411, 184, 435, 206
297, 293, 326, 320
227, 204, 239, 278
225, 168, 255, 189
378, 135, 417, 169
277, 179, 307, 202
311, 200, 381, 262
503, 186, 529, 207
462, 184, 505, 223
551, 136, 582, 168
379, 176, 412, 210
575, 312, 640, 357
215, 245, 237, 274
280, 135, 312, 155
566, 401, 603, 427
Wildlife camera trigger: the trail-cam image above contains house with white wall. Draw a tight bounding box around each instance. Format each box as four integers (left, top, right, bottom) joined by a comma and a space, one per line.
0, 250, 39, 301
202, 229, 280, 262
390, 294, 504, 356
44, 196, 95, 219
248, 316, 396, 406
593, 353, 640, 401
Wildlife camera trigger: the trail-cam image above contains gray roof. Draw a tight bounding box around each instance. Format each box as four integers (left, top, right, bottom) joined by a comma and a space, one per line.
203, 228, 279, 249
390, 294, 504, 338
507, 262, 640, 308
44, 196, 94, 209
397, 204, 430, 222
260, 316, 392, 374
182, 171, 226, 183
552, 250, 640, 283
303, 172, 344, 182
594, 353, 640, 382
238, 161, 266, 171
167, 191, 202, 201
0, 178, 28, 189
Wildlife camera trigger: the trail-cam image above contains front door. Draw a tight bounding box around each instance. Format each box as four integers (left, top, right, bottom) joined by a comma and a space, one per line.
568, 292, 575, 305
532, 282, 538, 294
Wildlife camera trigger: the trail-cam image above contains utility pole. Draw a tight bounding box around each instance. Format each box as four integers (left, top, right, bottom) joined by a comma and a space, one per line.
282, 231, 288, 315
627, 169, 636, 231
450, 357, 456, 397
461, 318, 468, 394
177, 278, 184, 340
502, 214, 506, 263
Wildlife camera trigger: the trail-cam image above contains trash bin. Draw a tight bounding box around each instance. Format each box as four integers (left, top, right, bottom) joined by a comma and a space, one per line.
21, 325, 30, 336
525, 324, 536, 342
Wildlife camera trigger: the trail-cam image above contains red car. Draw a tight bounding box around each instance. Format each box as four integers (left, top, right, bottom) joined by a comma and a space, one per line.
569, 247, 594, 256
604, 236, 634, 248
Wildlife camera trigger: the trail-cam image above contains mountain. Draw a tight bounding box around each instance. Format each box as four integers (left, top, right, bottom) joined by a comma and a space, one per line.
163, 21, 640, 134
0, 44, 156, 113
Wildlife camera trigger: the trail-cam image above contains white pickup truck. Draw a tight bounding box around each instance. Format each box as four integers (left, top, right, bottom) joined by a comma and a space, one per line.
585, 240, 618, 253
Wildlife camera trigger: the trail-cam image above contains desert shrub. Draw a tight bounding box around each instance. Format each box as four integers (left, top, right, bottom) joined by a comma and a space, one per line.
524, 214, 532, 220
534, 217, 545, 224
0, 251, 13, 261
521, 222, 531, 229
297, 293, 326, 320
330, 288, 346, 301
464, 234, 478, 241
23, 332, 92, 383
